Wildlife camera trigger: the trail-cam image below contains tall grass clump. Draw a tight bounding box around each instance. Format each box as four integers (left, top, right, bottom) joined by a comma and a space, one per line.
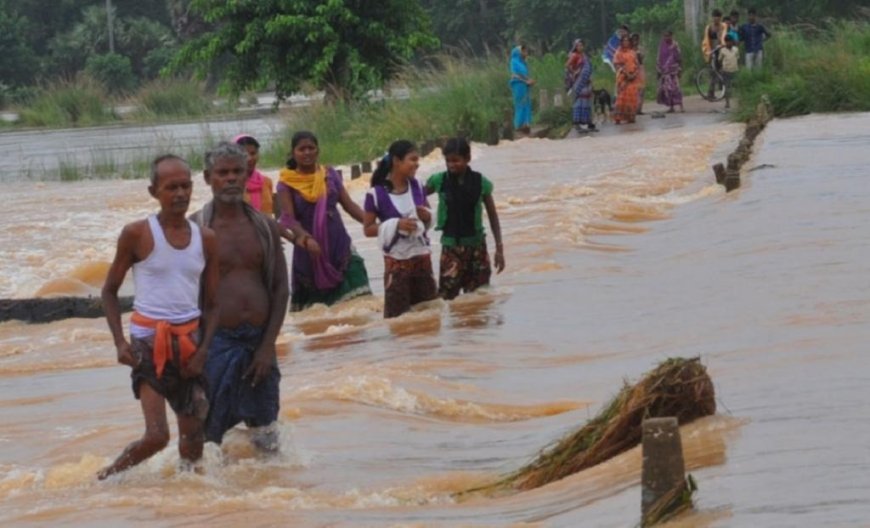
18, 78, 115, 127
734, 21, 870, 121
457, 357, 715, 498
134, 79, 213, 120
270, 51, 587, 166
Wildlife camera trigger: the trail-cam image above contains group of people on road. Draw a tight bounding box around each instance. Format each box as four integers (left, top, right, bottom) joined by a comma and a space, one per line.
704, 8, 771, 71
703, 8, 772, 107
99, 132, 506, 480
512, 7, 771, 126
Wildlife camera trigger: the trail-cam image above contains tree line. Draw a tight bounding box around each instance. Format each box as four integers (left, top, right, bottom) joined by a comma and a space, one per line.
1, 0, 865, 105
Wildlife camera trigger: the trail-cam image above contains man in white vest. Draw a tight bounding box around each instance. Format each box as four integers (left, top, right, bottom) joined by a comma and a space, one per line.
99, 154, 220, 479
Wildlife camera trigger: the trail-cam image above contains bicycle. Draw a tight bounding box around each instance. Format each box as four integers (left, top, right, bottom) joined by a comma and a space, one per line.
695, 46, 727, 102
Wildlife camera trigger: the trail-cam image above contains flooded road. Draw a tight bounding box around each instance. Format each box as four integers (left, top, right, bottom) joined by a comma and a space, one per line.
1, 111, 869, 526
0, 115, 285, 182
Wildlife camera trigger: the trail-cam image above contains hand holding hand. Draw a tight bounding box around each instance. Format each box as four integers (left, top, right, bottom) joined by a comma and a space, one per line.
415, 206, 431, 224
181, 347, 207, 378
398, 218, 419, 233
302, 235, 322, 257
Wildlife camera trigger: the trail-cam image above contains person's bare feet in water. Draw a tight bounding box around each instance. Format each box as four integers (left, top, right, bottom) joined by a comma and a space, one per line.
667, 106, 675, 113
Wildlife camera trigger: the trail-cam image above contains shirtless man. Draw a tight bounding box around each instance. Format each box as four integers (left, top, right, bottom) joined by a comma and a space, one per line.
190, 142, 289, 450
99, 155, 220, 479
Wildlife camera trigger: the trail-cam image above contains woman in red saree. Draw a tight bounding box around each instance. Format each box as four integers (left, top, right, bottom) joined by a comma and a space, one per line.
613, 35, 640, 124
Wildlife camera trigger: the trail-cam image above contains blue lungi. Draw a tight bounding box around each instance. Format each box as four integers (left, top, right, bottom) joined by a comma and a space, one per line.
204, 324, 281, 444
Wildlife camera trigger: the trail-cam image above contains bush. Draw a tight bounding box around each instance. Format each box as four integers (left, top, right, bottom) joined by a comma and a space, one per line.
260, 51, 586, 167
141, 47, 176, 80
18, 79, 115, 127
734, 21, 870, 120
85, 53, 136, 95
134, 79, 212, 119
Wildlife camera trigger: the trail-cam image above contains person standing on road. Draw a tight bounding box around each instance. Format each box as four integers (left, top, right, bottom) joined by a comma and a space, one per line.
656, 30, 684, 113
613, 35, 641, 124
739, 8, 772, 70
509, 45, 534, 134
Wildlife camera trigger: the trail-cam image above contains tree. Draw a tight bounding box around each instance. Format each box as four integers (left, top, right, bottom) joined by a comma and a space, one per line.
506, 0, 575, 51
170, 0, 439, 102
166, 0, 211, 40
0, 5, 39, 86
47, 5, 123, 77
85, 52, 136, 94
122, 17, 176, 79
421, 0, 508, 54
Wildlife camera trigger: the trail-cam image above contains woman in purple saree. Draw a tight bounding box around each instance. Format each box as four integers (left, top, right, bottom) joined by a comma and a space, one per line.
276, 131, 372, 311
656, 30, 684, 113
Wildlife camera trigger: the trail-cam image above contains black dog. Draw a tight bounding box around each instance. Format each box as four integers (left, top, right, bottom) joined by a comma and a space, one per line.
592, 88, 613, 123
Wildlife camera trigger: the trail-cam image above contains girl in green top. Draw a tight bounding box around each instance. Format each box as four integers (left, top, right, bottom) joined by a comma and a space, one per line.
425, 138, 505, 300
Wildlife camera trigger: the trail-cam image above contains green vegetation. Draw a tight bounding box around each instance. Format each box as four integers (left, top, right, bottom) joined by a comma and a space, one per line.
256, 53, 566, 167
133, 80, 213, 120
18, 79, 116, 127
733, 21, 870, 120
85, 53, 137, 95
457, 357, 715, 497
171, 1, 439, 102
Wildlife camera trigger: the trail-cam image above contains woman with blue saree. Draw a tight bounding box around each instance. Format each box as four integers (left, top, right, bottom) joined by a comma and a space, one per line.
509, 45, 535, 134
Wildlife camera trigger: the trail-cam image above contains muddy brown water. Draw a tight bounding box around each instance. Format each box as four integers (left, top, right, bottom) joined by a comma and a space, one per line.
0, 111, 868, 526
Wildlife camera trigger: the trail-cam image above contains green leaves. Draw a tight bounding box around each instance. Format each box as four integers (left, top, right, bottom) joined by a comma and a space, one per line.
171, 0, 439, 102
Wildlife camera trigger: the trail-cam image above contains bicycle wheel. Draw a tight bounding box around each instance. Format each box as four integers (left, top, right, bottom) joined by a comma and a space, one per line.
695, 67, 726, 102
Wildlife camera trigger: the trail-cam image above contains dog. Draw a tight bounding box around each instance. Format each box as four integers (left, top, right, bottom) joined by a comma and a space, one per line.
592, 88, 613, 124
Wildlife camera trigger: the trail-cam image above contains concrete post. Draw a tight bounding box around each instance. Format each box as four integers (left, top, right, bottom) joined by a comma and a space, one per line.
503, 109, 514, 140
553, 93, 564, 108
351, 165, 361, 180
641, 417, 686, 518
539, 88, 550, 112
724, 170, 741, 192
712, 162, 726, 185
487, 121, 500, 146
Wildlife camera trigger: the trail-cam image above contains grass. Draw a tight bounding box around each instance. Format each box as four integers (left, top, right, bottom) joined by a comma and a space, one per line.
133, 79, 214, 120
9, 77, 218, 129
19, 24, 870, 180
262, 52, 573, 167
18, 78, 116, 128
456, 357, 715, 498
49, 142, 208, 182
733, 21, 870, 120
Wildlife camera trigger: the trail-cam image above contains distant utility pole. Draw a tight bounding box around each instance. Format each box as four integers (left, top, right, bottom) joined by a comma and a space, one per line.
684, 0, 701, 44
106, 0, 115, 53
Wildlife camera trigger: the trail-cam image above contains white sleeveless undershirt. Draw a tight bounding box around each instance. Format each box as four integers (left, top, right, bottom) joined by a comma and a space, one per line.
130, 215, 204, 338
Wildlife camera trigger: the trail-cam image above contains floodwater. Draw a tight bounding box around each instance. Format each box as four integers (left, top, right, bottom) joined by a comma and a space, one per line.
0, 115, 285, 182
1, 111, 869, 527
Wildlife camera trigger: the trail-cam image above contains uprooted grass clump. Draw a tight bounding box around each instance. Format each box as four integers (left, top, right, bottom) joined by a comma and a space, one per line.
642, 474, 698, 527
459, 357, 715, 497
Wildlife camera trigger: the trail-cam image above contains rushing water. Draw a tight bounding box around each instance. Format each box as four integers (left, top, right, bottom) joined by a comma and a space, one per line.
1, 111, 868, 527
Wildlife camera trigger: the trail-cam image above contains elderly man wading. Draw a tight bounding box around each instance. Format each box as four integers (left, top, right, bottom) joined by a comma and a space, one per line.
190, 142, 290, 451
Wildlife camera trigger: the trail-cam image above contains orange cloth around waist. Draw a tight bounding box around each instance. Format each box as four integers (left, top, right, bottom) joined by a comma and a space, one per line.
131, 312, 199, 378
